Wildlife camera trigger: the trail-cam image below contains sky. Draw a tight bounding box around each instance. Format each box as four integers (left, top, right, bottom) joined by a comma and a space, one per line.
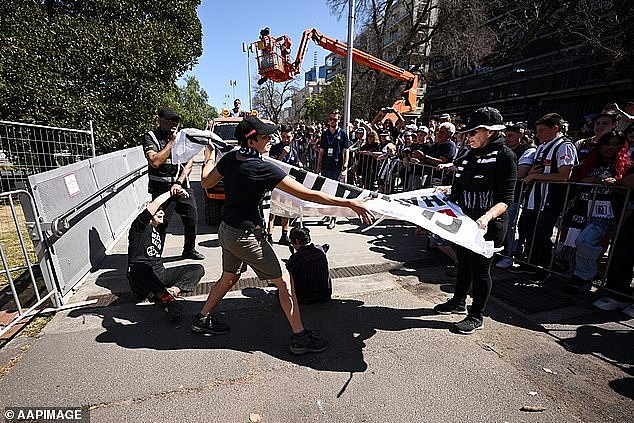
183, 0, 351, 112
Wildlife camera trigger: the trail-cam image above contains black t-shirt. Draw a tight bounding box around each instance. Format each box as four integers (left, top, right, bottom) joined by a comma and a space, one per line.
318, 128, 350, 171
142, 129, 179, 194
217, 151, 286, 230
286, 244, 331, 304
127, 209, 165, 273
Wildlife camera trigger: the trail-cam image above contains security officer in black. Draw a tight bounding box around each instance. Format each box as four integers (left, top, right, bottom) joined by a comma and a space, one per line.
142, 107, 204, 260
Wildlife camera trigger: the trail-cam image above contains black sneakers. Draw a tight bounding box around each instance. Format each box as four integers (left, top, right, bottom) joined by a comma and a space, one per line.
433, 299, 468, 315
191, 313, 230, 335
454, 316, 484, 334
290, 329, 329, 355
182, 249, 205, 260
164, 300, 183, 322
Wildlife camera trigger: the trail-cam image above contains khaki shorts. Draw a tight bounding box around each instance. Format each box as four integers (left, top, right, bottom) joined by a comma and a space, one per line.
218, 222, 282, 280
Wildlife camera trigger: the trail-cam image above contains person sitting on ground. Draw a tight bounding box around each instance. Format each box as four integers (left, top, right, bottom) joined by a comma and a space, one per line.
286, 227, 332, 305
127, 187, 204, 322
568, 131, 631, 292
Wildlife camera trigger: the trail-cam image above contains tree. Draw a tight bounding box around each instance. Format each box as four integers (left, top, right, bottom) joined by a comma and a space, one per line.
165, 76, 218, 130
0, 0, 202, 153
252, 79, 297, 123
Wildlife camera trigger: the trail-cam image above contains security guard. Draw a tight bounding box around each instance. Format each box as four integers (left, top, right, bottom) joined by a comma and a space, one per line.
142, 107, 204, 260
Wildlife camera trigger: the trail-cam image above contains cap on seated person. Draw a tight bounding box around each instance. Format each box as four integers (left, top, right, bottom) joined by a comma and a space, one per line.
417, 126, 430, 133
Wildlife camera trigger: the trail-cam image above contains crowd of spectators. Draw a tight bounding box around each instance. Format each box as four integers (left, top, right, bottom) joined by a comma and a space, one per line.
271, 102, 634, 316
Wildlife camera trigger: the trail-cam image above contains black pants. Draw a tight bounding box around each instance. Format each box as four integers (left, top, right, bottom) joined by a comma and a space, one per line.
519, 207, 560, 268
152, 187, 198, 252
128, 263, 204, 301
605, 214, 634, 299
453, 246, 494, 319
452, 217, 506, 319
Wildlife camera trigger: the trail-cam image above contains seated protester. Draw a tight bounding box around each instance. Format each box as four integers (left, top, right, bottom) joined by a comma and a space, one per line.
595, 170, 634, 315
575, 112, 618, 162
568, 131, 631, 292
286, 227, 332, 304
127, 187, 204, 321
268, 124, 303, 245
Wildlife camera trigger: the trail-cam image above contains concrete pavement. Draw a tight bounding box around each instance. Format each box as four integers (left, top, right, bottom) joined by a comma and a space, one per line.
0, 173, 632, 422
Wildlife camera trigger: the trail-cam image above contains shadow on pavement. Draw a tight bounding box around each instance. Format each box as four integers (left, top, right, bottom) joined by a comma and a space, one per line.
68, 291, 449, 373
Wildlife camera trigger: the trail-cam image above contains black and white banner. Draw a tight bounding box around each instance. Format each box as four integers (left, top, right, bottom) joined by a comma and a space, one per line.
175, 130, 497, 257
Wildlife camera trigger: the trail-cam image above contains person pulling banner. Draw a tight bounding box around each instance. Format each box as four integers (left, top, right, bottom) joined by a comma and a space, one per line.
192, 115, 374, 355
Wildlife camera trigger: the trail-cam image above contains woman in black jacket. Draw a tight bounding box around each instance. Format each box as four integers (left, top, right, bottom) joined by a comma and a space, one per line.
434, 107, 517, 334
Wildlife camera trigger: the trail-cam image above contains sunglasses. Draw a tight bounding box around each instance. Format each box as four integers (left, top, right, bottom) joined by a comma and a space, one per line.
467, 129, 479, 137
328, 117, 338, 121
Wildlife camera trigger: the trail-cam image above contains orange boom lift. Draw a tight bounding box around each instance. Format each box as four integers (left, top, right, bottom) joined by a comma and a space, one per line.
254, 28, 419, 115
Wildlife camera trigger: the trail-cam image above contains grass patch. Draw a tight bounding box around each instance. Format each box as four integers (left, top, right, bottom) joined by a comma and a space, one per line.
0, 200, 38, 287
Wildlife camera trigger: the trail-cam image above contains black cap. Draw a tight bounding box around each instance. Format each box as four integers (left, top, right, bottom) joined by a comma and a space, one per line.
234, 115, 279, 142
459, 107, 505, 133
158, 107, 180, 121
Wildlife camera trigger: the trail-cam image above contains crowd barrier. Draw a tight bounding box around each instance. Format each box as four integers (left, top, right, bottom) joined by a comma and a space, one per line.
296, 138, 632, 299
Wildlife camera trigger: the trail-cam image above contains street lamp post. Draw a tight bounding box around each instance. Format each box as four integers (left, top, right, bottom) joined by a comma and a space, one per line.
229, 80, 237, 101
242, 42, 254, 112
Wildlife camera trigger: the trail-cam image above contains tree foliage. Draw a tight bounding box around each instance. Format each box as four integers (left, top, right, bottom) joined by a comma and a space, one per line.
0, 0, 203, 153
165, 76, 218, 130
252, 79, 297, 123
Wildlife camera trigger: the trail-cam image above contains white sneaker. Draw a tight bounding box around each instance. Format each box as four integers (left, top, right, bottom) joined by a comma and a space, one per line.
495, 257, 513, 269
622, 303, 634, 318
592, 297, 629, 311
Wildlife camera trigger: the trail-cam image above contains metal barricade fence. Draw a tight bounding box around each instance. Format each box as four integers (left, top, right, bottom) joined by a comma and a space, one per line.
0, 190, 61, 337
349, 151, 455, 194
500, 180, 632, 299
0, 120, 96, 336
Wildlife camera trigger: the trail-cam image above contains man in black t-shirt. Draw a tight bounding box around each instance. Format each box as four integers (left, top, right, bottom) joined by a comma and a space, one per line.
127, 188, 204, 321
142, 107, 204, 261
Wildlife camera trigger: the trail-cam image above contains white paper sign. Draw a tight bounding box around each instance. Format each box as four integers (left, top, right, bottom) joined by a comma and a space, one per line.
63, 173, 80, 197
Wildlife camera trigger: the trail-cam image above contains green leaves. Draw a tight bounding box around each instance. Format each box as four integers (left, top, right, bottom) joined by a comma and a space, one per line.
0, 0, 203, 153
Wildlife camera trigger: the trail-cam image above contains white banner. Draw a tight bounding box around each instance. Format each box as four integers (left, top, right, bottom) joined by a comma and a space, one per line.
264, 156, 497, 257
186, 132, 497, 257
